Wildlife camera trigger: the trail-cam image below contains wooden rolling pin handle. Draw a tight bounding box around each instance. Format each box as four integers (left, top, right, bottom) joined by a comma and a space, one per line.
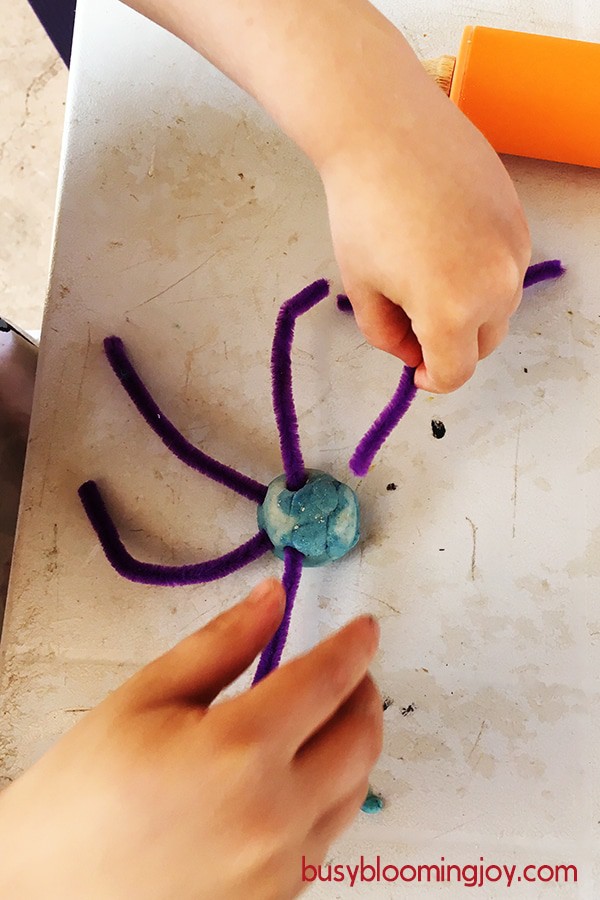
422, 55, 456, 96
425, 29, 600, 168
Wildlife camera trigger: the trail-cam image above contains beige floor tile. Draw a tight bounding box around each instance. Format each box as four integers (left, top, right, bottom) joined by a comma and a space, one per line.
0, 1, 68, 330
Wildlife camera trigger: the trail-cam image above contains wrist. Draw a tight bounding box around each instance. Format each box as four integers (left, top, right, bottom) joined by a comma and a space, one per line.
303, 31, 441, 177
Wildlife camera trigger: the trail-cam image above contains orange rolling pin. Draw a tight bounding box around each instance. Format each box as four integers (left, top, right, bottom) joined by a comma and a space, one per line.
424, 26, 600, 168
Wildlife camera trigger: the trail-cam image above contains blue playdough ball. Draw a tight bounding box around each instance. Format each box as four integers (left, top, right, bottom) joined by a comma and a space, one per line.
258, 469, 360, 567
361, 789, 385, 814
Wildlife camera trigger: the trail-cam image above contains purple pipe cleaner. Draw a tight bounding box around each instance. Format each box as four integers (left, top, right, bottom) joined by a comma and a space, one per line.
349, 366, 417, 477
252, 546, 304, 684
344, 259, 565, 474
336, 294, 353, 314
271, 279, 330, 491
523, 259, 565, 288
78, 480, 271, 586
104, 336, 267, 505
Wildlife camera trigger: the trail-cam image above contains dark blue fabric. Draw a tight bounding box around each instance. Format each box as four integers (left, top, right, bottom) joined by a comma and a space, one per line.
28, 0, 77, 66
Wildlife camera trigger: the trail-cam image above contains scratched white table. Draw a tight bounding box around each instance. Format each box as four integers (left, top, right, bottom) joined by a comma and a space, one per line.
1, 1, 599, 897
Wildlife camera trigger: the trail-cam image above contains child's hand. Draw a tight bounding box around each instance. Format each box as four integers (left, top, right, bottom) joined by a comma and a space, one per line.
127, 0, 531, 395
0, 579, 382, 900
320, 74, 531, 393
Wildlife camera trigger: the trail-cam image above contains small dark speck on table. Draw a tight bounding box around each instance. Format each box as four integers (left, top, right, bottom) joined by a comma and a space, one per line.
523, 367, 528, 373
431, 419, 446, 439
382, 696, 394, 711
386, 483, 397, 492
401, 703, 416, 717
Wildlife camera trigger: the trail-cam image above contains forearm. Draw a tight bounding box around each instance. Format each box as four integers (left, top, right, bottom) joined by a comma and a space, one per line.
123, 0, 530, 395
123, 0, 428, 169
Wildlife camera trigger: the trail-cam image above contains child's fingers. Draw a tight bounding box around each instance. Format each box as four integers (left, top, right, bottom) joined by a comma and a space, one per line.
309, 777, 371, 851
509, 284, 525, 318
477, 317, 510, 360
351, 290, 423, 367
125, 579, 285, 708
476, 280, 523, 360
293, 674, 383, 811
414, 324, 480, 393
219, 615, 380, 760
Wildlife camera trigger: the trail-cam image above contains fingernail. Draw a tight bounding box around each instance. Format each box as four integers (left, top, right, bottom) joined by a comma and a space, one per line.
367, 615, 380, 640
248, 578, 283, 605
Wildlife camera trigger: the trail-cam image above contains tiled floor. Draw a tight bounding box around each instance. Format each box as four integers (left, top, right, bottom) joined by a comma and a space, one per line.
1, 2, 68, 331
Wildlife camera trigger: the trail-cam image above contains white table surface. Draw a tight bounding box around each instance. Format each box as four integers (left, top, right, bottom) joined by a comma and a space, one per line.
1, 1, 599, 896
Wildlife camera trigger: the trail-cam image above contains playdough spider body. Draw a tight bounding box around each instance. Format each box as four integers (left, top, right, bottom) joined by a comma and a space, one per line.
258, 470, 360, 566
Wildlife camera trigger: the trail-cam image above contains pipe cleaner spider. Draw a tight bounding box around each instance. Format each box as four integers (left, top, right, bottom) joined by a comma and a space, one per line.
79, 259, 563, 691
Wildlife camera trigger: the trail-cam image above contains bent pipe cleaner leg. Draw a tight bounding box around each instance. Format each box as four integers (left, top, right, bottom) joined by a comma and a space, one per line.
271, 279, 330, 491
103, 337, 267, 505
523, 259, 565, 288
349, 366, 417, 477
79, 480, 272, 586
346, 259, 566, 476
252, 546, 304, 684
